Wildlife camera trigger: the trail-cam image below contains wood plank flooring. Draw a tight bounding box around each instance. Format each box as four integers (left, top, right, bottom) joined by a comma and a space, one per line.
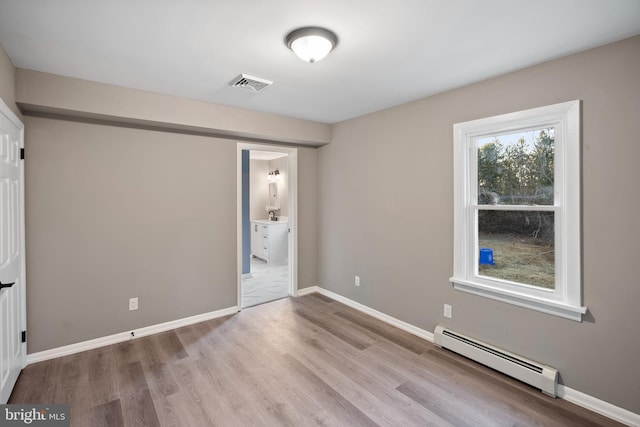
9, 294, 621, 426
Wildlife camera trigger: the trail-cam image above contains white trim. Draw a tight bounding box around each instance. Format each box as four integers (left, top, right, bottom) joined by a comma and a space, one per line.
312, 288, 434, 342
307, 287, 638, 425
558, 385, 640, 427
0, 99, 23, 131
296, 286, 319, 297
452, 100, 584, 321
451, 279, 586, 322
287, 151, 299, 297
471, 204, 556, 212
18, 111, 26, 372
26, 306, 238, 365
236, 147, 244, 310
237, 143, 298, 308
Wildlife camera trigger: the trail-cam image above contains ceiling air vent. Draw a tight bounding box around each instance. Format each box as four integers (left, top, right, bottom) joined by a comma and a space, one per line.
229, 74, 273, 93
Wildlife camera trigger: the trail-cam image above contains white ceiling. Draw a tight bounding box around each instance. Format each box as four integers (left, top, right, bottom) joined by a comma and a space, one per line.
1, 0, 639, 124
250, 151, 287, 161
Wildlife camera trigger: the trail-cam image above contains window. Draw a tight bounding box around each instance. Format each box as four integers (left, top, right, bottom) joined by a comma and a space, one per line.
450, 101, 586, 321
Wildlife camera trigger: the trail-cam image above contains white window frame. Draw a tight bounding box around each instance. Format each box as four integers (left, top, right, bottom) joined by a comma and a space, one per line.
450, 100, 586, 321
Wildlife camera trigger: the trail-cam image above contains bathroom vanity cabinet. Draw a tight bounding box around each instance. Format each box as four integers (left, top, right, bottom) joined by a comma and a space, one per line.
250, 220, 288, 265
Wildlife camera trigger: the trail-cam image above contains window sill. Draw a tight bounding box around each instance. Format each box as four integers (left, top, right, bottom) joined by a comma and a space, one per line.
450, 277, 587, 322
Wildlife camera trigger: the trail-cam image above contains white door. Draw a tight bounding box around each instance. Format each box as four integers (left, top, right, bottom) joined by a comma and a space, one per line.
0, 98, 25, 404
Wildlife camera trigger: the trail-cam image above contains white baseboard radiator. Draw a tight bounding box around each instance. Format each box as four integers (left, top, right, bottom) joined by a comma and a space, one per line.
434, 325, 558, 397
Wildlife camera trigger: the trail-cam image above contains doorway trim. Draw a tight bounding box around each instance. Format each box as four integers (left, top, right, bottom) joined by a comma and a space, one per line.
236, 143, 298, 310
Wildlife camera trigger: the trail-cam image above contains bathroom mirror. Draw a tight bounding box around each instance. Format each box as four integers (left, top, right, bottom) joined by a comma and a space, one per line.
268, 182, 279, 210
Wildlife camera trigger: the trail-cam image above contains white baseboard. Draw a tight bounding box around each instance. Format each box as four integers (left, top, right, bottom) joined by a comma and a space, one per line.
557, 384, 639, 426
26, 306, 239, 365
312, 287, 434, 342
302, 287, 639, 427
296, 286, 320, 297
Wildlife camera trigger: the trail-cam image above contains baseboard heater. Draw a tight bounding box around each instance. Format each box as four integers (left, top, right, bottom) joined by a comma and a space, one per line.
433, 325, 558, 397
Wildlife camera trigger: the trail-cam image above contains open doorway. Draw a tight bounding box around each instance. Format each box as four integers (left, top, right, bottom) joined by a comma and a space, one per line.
237, 144, 298, 309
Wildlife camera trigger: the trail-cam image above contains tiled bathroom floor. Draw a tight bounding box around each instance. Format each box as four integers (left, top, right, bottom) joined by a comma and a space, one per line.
242, 257, 289, 308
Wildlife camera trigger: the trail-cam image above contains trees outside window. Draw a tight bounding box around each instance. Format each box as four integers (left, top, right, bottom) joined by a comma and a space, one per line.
477, 128, 555, 289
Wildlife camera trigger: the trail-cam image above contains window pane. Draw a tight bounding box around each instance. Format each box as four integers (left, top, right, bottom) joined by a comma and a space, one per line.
478, 210, 555, 289
477, 128, 554, 205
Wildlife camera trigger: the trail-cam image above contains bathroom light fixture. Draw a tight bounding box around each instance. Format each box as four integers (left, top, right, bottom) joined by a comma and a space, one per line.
285, 27, 338, 63
268, 169, 281, 181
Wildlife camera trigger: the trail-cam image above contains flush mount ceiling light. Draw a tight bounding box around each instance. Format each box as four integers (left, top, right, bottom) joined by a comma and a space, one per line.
285, 27, 338, 63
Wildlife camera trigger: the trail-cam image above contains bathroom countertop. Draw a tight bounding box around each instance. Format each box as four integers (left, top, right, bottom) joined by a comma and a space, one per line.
251, 219, 288, 225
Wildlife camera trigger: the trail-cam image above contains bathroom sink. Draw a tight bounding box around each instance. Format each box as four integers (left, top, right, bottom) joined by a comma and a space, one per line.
251, 216, 288, 225
251, 220, 271, 225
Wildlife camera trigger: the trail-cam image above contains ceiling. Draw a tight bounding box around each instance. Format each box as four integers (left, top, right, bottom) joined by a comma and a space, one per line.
250, 151, 287, 161
1, 1, 639, 124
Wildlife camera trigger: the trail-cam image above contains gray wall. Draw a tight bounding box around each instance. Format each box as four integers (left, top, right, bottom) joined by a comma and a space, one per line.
9, 56, 324, 354
318, 35, 640, 413
16, 69, 330, 146
269, 156, 288, 217
24, 116, 319, 353
25, 118, 237, 352
250, 159, 269, 220
297, 148, 318, 290
249, 156, 289, 219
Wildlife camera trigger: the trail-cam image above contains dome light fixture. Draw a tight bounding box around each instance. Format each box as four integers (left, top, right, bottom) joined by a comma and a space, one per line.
285, 27, 338, 63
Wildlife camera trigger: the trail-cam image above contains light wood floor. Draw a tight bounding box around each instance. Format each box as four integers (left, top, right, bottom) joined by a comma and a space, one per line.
10, 293, 621, 426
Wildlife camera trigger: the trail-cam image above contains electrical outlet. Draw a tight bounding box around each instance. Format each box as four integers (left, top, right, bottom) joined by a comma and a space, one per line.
355, 275, 361, 287
444, 304, 452, 319
129, 297, 138, 311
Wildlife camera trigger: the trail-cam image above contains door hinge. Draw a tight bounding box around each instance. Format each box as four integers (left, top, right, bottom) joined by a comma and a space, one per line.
20, 148, 24, 160
21, 331, 26, 343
